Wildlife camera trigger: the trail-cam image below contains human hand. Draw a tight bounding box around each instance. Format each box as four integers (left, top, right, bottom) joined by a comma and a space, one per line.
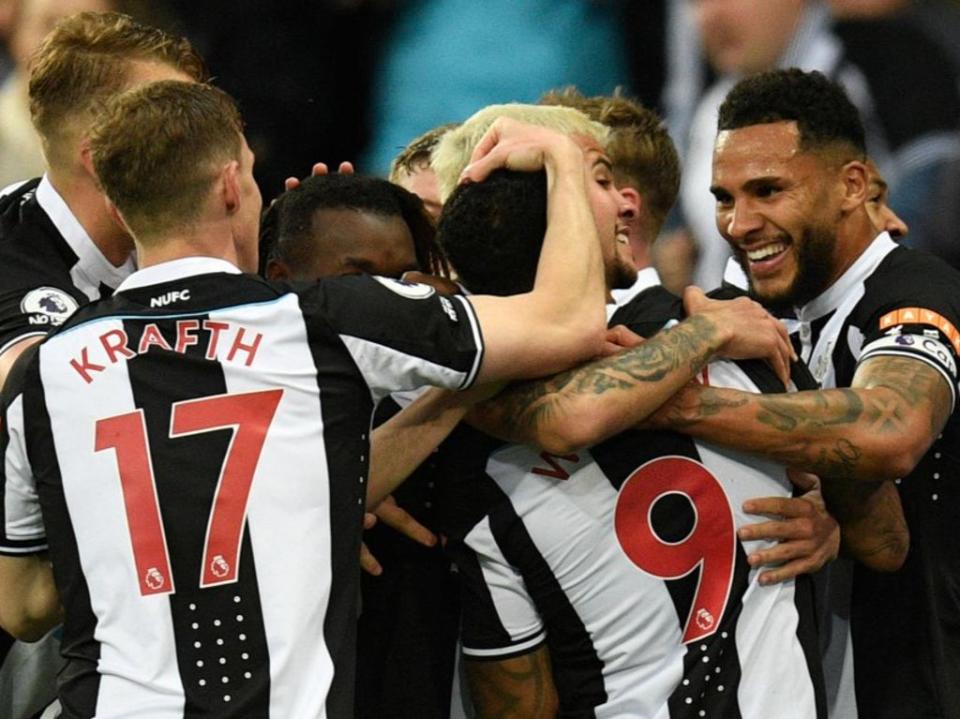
739, 469, 839, 586
359, 496, 439, 576
682, 286, 795, 386
284, 161, 355, 191
458, 118, 582, 185
599, 324, 645, 357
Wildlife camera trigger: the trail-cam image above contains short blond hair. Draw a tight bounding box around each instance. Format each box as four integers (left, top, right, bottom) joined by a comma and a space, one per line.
431, 103, 609, 202
90, 80, 243, 241
29, 11, 207, 166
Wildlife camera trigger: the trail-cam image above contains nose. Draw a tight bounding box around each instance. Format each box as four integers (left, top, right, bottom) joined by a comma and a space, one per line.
618, 187, 640, 221
882, 206, 909, 239
719, 199, 763, 242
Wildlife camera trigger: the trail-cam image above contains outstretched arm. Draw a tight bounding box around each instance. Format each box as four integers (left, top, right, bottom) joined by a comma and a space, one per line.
645, 355, 951, 481
468, 288, 794, 454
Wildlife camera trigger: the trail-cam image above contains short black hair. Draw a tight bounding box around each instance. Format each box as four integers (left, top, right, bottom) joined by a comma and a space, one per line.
718, 68, 867, 156
438, 170, 546, 296
258, 173, 449, 276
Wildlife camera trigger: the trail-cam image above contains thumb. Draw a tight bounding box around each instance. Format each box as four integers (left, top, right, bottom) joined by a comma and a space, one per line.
682, 285, 708, 315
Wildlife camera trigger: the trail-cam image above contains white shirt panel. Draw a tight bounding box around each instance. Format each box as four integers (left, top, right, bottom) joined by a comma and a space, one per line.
38, 318, 186, 718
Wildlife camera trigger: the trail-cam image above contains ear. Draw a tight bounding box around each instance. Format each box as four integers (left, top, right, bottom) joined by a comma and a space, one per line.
265, 257, 289, 280
104, 195, 134, 237
78, 138, 96, 179
221, 160, 242, 216
839, 160, 868, 212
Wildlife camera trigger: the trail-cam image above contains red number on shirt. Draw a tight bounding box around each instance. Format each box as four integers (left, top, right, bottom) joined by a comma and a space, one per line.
614, 456, 735, 644
95, 389, 284, 596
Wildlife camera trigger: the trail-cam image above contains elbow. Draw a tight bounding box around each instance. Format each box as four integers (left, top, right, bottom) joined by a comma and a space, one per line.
536, 407, 610, 456
851, 532, 910, 573
866, 430, 929, 481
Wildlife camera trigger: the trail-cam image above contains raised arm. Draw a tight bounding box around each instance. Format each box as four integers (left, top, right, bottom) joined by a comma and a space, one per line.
645, 354, 951, 482
460, 119, 608, 384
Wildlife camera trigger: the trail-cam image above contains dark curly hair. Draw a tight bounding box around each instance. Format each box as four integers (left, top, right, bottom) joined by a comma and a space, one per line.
718, 68, 866, 157
259, 173, 449, 277
438, 170, 546, 296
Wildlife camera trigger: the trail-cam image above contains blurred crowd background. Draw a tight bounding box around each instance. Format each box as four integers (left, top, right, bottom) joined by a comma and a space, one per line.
1, 0, 958, 290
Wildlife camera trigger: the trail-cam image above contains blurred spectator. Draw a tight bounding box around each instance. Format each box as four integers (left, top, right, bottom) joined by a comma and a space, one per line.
661, 0, 960, 290
828, 0, 960, 264
362, 0, 631, 175
0, 0, 112, 187
664, 0, 893, 291
0, 0, 17, 82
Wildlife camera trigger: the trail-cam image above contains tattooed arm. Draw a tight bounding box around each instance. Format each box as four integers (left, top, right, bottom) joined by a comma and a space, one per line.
822, 478, 909, 571
468, 289, 793, 454
466, 646, 559, 719
646, 354, 951, 482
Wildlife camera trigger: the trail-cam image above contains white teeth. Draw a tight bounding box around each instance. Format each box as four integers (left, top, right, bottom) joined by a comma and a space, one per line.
747, 242, 786, 261
616, 232, 629, 245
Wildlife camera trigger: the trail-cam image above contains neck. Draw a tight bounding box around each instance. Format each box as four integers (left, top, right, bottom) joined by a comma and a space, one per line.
134, 218, 242, 271
47, 166, 133, 267
826, 212, 878, 287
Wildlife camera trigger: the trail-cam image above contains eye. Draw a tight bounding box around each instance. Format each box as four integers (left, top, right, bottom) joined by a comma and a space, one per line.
712, 190, 733, 208
755, 183, 780, 199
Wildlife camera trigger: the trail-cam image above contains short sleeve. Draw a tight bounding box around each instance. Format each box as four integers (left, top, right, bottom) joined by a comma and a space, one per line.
448, 517, 545, 660
0, 391, 46, 555
304, 275, 484, 401
863, 306, 960, 411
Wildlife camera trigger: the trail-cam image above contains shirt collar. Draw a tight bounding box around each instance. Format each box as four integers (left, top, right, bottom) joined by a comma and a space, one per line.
796, 232, 897, 322
36, 175, 137, 293
611, 267, 662, 308
117, 256, 242, 293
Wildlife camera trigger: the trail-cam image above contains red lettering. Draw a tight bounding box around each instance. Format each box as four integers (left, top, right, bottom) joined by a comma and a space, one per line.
202, 320, 230, 360
175, 320, 200, 354
227, 327, 263, 367
137, 324, 172, 354
99, 329, 135, 364
69, 347, 106, 384
531, 452, 580, 480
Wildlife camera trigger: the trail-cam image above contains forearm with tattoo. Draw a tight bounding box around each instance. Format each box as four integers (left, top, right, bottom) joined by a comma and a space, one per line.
652, 355, 952, 481
466, 647, 558, 719
822, 478, 909, 571
472, 314, 722, 446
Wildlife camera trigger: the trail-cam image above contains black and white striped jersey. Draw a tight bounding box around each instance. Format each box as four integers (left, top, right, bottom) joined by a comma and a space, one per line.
443, 288, 825, 719
0, 257, 484, 719
786, 233, 960, 719
0, 177, 135, 355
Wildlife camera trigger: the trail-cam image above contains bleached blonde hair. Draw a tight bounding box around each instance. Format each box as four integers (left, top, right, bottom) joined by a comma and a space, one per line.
431, 103, 609, 202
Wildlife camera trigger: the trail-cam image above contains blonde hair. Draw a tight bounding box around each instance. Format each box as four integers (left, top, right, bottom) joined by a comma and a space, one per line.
90, 80, 243, 242
29, 11, 207, 167
431, 103, 609, 202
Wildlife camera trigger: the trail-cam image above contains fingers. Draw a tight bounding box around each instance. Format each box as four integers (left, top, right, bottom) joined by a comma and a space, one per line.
363, 511, 377, 530
605, 324, 645, 350
283, 176, 300, 191
743, 495, 812, 519
787, 467, 820, 493
360, 541, 382, 576
375, 499, 438, 548
338, 161, 355, 174
284, 161, 353, 192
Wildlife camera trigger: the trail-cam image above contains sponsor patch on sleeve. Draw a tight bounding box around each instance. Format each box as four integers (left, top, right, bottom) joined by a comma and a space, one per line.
879, 307, 960, 354
371, 275, 436, 300
19, 287, 79, 327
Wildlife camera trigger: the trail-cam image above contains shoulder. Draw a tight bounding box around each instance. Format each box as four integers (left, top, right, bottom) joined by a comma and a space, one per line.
609, 285, 683, 336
